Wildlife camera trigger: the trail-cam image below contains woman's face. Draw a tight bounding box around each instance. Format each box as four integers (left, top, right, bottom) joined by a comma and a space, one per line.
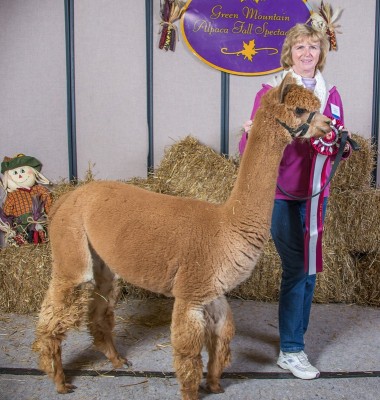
291, 37, 321, 77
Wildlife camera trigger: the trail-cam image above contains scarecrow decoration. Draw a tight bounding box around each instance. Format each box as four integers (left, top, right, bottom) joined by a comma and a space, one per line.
0, 154, 52, 247
308, 1, 343, 51
159, 0, 186, 52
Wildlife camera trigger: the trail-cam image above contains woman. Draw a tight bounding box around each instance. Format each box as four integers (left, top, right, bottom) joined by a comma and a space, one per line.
239, 24, 351, 380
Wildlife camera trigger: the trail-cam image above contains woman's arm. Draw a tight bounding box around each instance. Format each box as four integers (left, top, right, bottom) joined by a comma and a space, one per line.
239, 85, 272, 155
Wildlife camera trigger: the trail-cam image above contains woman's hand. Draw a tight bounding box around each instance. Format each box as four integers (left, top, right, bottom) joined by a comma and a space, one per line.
343, 130, 352, 152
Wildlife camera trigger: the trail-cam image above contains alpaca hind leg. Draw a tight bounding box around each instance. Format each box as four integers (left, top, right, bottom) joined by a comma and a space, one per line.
87, 253, 131, 368
33, 280, 92, 393
204, 296, 235, 393
171, 298, 205, 400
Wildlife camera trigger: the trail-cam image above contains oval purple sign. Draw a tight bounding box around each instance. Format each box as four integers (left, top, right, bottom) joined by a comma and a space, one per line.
180, 0, 312, 76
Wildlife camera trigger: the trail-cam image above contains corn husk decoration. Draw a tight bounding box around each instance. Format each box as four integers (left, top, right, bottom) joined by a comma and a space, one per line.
308, 1, 343, 50
0, 208, 17, 246
159, 0, 186, 51
28, 196, 48, 243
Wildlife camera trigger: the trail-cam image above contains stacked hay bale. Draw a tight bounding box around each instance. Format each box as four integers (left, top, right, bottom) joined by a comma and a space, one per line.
154, 136, 238, 203
0, 244, 52, 314
0, 134, 379, 314
321, 135, 380, 306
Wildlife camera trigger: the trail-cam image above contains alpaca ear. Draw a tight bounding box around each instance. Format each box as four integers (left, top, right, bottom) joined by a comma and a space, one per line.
278, 72, 295, 103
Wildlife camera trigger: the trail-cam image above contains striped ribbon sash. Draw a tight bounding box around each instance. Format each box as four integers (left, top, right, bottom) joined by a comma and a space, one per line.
304, 153, 329, 275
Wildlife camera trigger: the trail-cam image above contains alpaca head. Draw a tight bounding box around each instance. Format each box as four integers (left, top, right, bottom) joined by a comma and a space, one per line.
263, 73, 332, 140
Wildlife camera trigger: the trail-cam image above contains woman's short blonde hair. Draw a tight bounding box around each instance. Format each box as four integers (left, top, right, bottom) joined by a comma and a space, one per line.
280, 23, 330, 72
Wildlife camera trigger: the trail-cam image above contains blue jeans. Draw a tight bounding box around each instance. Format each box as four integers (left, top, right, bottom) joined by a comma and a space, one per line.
270, 198, 327, 353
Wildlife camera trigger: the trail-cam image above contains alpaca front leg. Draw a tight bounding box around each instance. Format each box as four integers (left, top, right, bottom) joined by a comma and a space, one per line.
171, 298, 205, 400
33, 281, 91, 393
204, 296, 235, 394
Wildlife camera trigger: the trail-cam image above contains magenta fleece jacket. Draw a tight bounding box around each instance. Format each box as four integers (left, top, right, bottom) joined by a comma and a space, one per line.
239, 83, 347, 199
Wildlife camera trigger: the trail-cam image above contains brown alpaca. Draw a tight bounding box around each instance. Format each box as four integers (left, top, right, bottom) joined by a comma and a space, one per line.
33, 74, 331, 400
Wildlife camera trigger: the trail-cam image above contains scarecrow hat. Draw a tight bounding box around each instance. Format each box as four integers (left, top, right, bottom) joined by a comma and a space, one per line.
1, 154, 42, 174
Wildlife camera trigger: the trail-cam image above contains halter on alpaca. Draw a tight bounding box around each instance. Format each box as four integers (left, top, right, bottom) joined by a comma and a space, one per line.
276, 111, 317, 137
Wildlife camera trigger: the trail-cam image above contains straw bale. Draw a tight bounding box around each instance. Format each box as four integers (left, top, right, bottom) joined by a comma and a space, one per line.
230, 240, 359, 305
154, 136, 238, 203
330, 134, 375, 192
314, 246, 358, 304
325, 188, 380, 254
0, 244, 51, 313
126, 176, 171, 194
49, 165, 98, 201
353, 252, 380, 307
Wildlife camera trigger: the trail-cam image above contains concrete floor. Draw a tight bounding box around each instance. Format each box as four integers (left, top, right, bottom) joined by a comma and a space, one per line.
0, 299, 379, 400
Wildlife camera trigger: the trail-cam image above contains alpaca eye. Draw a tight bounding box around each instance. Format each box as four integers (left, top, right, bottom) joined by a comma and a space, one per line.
295, 107, 306, 116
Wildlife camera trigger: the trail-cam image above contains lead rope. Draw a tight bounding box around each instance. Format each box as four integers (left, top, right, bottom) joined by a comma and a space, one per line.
276, 130, 358, 200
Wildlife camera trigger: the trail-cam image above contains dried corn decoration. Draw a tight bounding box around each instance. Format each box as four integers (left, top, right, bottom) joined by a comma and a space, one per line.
308, 1, 343, 51
159, 0, 186, 52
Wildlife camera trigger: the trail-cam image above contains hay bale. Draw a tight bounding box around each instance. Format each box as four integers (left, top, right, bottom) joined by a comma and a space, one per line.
353, 252, 380, 307
230, 240, 359, 305
126, 175, 170, 194
325, 189, 380, 254
0, 244, 51, 313
155, 136, 238, 203
314, 246, 358, 304
330, 134, 375, 192
49, 166, 99, 201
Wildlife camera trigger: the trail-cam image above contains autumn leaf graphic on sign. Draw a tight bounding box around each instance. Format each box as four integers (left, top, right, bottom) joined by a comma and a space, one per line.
241, 40, 258, 61
221, 39, 278, 62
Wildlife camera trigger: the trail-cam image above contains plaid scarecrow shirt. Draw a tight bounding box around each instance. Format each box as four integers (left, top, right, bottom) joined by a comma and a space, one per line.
3, 185, 52, 217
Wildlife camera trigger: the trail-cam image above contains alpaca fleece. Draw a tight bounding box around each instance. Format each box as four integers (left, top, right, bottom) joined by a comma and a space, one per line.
33, 74, 331, 400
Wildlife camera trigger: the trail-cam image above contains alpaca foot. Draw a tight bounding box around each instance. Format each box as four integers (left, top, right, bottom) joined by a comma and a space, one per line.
201, 382, 225, 394
56, 382, 77, 394
111, 354, 132, 369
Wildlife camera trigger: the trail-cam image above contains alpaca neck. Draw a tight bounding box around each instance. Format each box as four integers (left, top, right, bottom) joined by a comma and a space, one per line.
226, 114, 290, 221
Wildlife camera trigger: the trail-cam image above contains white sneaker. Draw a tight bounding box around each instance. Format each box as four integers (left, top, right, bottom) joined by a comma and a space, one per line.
277, 350, 320, 380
